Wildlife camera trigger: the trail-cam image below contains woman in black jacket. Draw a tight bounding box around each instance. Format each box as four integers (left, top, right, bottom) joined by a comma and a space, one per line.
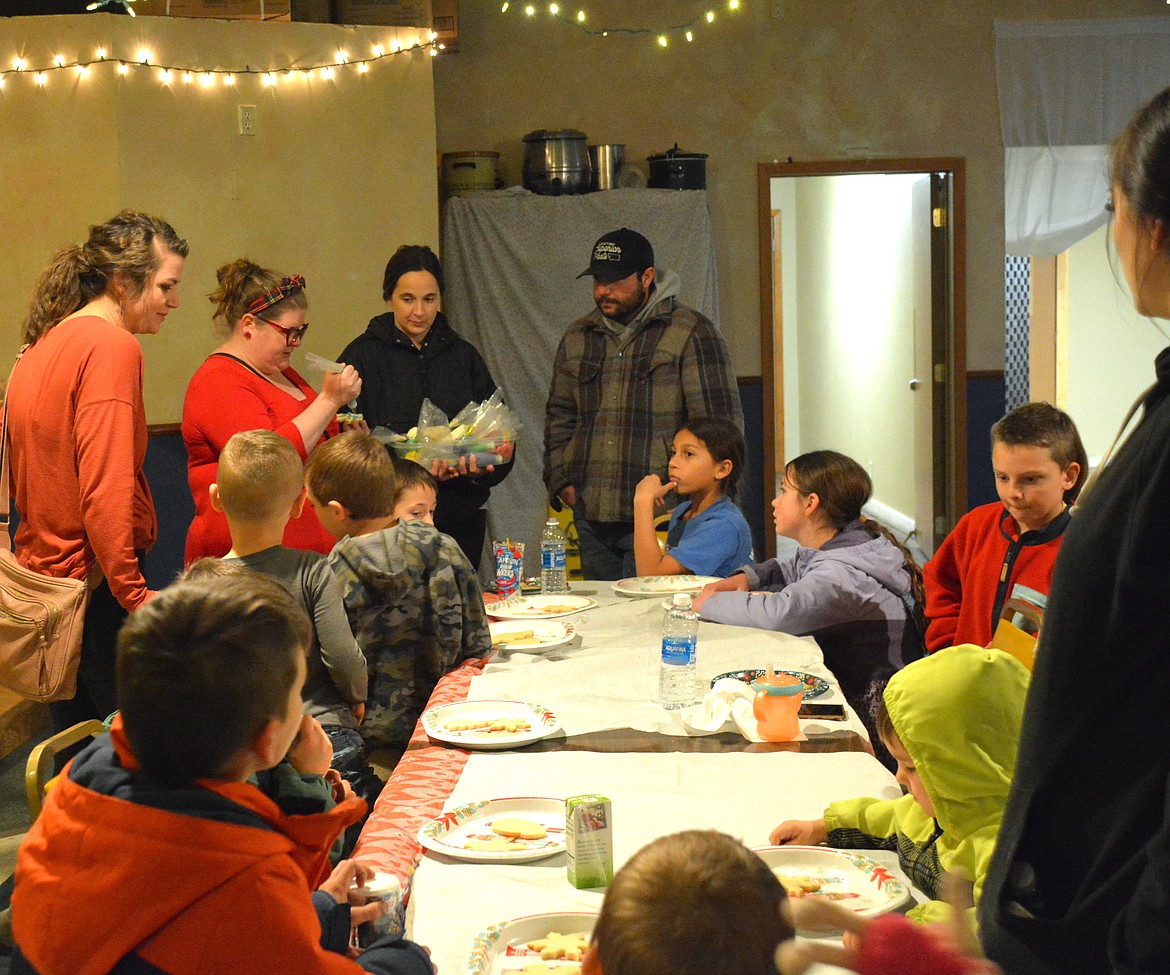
338, 245, 513, 569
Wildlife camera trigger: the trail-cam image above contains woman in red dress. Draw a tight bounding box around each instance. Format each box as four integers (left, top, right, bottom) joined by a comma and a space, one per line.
182, 260, 362, 561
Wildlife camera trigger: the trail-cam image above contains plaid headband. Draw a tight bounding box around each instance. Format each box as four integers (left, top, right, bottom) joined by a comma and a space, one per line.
247, 274, 306, 316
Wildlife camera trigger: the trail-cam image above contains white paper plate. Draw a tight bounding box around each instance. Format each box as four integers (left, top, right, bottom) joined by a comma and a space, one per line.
417, 796, 566, 863
467, 912, 598, 975
422, 700, 562, 750
612, 574, 720, 597
489, 594, 597, 620
753, 845, 910, 918
489, 619, 575, 653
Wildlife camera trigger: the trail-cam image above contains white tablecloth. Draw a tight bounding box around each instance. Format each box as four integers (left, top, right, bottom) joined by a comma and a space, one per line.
473, 584, 867, 740
409, 749, 903, 975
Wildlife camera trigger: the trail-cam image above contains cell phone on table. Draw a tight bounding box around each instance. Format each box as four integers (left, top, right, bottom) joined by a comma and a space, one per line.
798, 702, 847, 720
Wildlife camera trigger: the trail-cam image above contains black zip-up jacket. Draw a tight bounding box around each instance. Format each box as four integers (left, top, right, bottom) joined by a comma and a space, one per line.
338, 312, 513, 510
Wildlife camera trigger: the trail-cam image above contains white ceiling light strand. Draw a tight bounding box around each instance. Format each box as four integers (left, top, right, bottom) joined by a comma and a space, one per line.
500, 0, 743, 47
0, 32, 441, 87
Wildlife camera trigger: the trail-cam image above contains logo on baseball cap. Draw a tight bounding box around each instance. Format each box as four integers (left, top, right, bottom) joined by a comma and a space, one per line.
577, 228, 655, 284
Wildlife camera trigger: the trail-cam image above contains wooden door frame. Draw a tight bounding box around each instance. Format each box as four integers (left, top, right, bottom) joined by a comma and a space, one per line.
756, 157, 968, 559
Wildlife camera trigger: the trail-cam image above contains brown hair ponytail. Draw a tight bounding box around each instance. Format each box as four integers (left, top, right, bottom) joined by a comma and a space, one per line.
22, 211, 188, 345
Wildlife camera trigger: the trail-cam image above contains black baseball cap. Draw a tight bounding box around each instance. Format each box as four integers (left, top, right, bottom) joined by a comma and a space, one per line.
577, 228, 655, 284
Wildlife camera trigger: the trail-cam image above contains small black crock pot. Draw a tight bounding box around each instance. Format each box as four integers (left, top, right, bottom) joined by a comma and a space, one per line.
647, 144, 708, 190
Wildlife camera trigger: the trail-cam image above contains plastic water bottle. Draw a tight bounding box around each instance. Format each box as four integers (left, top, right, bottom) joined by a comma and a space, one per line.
659, 593, 698, 709
540, 517, 569, 594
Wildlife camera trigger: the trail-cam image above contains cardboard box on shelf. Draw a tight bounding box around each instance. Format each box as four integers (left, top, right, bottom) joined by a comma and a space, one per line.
289, 0, 331, 22
432, 0, 458, 51
148, 0, 291, 20
334, 0, 430, 27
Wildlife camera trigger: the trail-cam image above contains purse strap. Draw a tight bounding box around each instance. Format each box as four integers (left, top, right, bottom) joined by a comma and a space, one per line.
1, 350, 26, 556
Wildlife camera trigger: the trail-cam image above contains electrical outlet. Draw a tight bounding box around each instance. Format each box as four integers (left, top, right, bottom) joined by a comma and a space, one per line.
237, 105, 257, 136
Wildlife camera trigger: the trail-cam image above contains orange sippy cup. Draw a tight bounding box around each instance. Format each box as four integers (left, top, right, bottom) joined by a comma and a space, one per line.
752, 666, 804, 741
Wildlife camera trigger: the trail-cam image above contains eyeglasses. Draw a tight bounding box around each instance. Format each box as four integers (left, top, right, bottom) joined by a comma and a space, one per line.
256, 315, 310, 346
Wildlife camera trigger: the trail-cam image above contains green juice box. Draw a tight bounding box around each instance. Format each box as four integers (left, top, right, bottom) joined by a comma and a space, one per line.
566, 794, 614, 889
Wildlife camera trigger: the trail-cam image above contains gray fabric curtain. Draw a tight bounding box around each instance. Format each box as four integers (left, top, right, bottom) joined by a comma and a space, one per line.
441, 187, 719, 581
996, 16, 1170, 256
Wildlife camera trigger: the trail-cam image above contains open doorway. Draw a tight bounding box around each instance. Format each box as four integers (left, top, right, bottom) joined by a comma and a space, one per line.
756, 158, 967, 561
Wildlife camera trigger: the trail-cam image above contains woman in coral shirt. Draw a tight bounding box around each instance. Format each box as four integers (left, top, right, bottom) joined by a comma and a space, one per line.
6, 211, 187, 727
182, 260, 361, 561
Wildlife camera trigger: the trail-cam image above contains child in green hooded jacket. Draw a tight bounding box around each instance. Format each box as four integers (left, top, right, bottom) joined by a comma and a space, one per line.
770, 644, 1029, 928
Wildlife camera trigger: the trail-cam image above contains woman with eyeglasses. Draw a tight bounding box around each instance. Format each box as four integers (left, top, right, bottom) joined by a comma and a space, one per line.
181, 259, 362, 561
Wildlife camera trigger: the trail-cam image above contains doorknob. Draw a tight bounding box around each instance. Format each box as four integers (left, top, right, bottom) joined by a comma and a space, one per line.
909, 378, 921, 390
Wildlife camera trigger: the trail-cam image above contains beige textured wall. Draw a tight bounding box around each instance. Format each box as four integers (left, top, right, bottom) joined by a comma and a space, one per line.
1065, 226, 1168, 461
1, 13, 438, 423
432, 0, 1154, 377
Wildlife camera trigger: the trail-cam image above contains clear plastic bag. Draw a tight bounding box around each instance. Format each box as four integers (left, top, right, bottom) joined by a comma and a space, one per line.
376, 390, 520, 467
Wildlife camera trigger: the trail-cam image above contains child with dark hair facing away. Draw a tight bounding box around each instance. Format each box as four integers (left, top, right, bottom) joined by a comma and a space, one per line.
582, 830, 792, 975
10, 577, 433, 975
390, 457, 438, 526
923, 401, 1086, 653
770, 645, 1029, 933
633, 417, 753, 577
306, 431, 492, 767
209, 430, 381, 806
695, 450, 924, 717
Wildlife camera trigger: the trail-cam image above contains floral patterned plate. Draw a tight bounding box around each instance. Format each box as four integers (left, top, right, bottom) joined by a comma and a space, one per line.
753, 846, 910, 918
710, 669, 831, 700
612, 574, 720, 597
417, 797, 566, 864
422, 700, 562, 750
466, 912, 598, 975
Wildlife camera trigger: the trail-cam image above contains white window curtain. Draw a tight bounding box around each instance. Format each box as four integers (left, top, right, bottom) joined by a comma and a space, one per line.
996, 17, 1170, 256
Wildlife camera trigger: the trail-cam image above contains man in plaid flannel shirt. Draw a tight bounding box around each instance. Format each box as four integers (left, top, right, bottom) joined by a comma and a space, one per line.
543, 228, 742, 580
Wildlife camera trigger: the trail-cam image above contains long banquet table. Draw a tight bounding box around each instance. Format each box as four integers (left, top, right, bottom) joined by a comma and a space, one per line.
351, 583, 909, 974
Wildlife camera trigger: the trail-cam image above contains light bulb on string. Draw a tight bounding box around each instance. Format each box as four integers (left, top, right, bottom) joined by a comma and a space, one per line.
182, 71, 194, 84
158, 68, 172, 84
263, 72, 277, 86
657, 35, 667, 47
357, 62, 369, 73
34, 72, 47, 86
76, 64, 89, 77
116, 62, 129, 75
52, 55, 65, 67
137, 49, 151, 64
549, 3, 558, 14
199, 72, 214, 88
372, 44, 384, 56
223, 74, 235, 86
707, 10, 715, 22
13, 58, 26, 71
685, 30, 693, 41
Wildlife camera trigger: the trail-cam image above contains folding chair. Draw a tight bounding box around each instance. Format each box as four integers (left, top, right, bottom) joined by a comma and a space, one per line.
25, 719, 104, 819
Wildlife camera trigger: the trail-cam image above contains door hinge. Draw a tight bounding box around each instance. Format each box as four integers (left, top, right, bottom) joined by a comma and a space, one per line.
932, 207, 946, 228
935, 515, 949, 536
933, 362, 946, 383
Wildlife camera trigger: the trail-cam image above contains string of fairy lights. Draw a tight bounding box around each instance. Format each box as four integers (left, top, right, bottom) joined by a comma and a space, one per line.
0, 30, 441, 90
500, 0, 743, 48
0, 0, 739, 90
